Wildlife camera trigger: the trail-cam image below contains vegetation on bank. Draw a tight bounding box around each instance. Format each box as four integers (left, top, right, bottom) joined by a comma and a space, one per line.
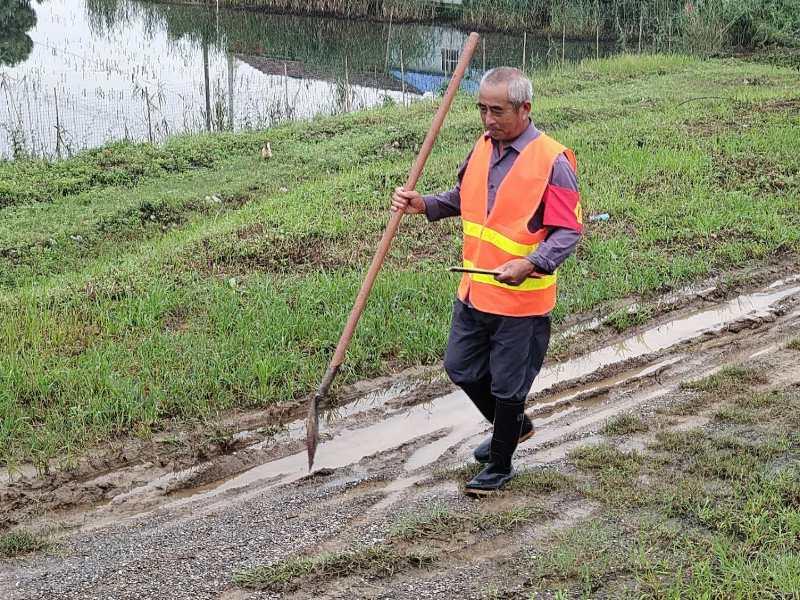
144, 0, 800, 51
1, 54, 799, 471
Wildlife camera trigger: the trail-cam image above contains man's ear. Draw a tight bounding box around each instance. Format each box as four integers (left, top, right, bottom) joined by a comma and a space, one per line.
517, 102, 531, 117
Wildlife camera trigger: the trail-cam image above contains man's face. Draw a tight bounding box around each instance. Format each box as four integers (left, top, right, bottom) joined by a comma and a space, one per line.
477, 82, 531, 142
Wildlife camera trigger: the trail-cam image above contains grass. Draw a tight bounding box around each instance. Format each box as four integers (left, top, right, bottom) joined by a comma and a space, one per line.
568, 443, 643, 474
667, 364, 769, 415
2, 53, 800, 470
529, 520, 630, 596
650, 430, 789, 482
0, 529, 49, 558
647, 467, 800, 597
388, 502, 458, 540
237, 495, 554, 591
602, 413, 649, 436
433, 463, 576, 497
681, 365, 769, 393
233, 544, 436, 591
734, 389, 785, 410
433, 461, 483, 482
788, 337, 800, 351
507, 468, 576, 494
514, 379, 800, 598
389, 501, 553, 541
567, 443, 648, 508
713, 405, 759, 424
605, 303, 653, 333
711, 388, 790, 424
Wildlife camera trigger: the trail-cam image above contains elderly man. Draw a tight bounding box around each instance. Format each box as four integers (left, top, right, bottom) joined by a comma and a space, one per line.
391, 67, 582, 494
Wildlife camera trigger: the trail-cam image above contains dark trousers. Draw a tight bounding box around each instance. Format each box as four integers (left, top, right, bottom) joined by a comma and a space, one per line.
444, 300, 551, 461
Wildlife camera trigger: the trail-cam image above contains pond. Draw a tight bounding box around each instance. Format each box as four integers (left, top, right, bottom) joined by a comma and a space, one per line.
0, 0, 616, 159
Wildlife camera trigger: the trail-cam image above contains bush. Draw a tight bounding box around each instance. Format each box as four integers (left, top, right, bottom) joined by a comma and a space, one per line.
682, 0, 800, 53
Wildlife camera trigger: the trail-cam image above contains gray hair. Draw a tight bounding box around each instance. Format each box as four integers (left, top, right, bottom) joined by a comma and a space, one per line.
480, 67, 533, 108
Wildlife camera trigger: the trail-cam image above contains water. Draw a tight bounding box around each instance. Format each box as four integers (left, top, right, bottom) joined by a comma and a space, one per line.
0, 0, 614, 159
117, 278, 798, 513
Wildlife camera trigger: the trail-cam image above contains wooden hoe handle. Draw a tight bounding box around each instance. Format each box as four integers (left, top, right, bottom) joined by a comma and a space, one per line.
307, 32, 481, 469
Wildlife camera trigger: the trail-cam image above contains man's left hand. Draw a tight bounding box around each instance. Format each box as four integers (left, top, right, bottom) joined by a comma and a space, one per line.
494, 259, 541, 286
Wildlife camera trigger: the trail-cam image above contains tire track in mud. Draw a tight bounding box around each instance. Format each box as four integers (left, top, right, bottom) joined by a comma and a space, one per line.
2, 274, 800, 599
3, 275, 800, 529
110, 277, 800, 517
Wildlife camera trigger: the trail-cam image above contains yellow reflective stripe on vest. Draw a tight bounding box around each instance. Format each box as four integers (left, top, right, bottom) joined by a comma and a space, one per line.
463, 260, 557, 291
462, 220, 537, 257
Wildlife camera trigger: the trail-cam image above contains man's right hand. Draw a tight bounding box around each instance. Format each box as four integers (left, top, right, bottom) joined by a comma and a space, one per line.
391, 187, 425, 215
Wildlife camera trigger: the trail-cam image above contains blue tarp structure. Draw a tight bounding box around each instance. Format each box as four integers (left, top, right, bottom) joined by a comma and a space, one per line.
390, 69, 480, 95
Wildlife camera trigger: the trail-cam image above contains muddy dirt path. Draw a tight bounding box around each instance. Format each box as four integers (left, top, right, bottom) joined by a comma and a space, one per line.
1, 270, 799, 599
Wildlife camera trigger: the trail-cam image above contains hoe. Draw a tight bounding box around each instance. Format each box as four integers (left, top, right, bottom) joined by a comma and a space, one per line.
306, 32, 481, 470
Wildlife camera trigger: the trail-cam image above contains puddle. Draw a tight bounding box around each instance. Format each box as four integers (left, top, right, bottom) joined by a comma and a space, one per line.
531, 356, 682, 416
527, 385, 676, 449
554, 316, 603, 341
128, 279, 800, 513
767, 274, 800, 289
165, 390, 475, 510
530, 284, 799, 393
246, 378, 430, 452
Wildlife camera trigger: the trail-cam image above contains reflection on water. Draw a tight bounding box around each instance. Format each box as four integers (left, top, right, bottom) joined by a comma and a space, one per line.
0, 0, 37, 68
0, 0, 615, 158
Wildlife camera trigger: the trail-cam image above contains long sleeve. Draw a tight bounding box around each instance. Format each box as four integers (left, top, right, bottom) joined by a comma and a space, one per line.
528, 229, 581, 274
422, 152, 472, 222
422, 187, 462, 222
527, 153, 582, 274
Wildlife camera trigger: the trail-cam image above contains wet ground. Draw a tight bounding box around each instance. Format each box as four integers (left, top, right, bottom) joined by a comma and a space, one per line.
1, 264, 799, 598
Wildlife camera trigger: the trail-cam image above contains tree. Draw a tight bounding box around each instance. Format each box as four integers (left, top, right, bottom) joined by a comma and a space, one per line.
0, 0, 37, 67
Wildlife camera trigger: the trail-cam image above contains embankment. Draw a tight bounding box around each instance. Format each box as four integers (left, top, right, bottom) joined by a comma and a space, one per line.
1, 53, 799, 471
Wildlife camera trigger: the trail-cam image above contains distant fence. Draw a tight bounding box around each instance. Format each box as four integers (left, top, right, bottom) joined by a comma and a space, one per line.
0, 61, 411, 160
1, 12, 621, 160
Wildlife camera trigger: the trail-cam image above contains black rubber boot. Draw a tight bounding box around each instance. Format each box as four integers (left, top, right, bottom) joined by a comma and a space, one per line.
473, 415, 534, 464
464, 460, 515, 496
459, 375, 495, 424
465, 401, 525, 495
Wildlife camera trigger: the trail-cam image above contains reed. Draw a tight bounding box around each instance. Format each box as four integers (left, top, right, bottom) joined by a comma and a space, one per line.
182, 0, 438, 22
142, 0, 798, 49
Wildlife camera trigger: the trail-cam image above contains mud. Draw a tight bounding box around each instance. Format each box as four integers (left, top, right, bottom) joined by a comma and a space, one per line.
1, 269, 800, 599
4, 274, 800, 523
88, 277, 797, 520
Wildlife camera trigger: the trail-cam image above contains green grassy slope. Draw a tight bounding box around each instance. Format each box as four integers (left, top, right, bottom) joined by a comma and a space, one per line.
1, 54, 798, 469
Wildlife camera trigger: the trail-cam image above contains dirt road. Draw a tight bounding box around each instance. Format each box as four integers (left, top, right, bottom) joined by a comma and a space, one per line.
2, 266, 799, 599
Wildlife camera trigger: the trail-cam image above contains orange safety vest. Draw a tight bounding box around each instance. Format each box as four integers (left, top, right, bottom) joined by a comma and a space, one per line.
457, 132, 577, 317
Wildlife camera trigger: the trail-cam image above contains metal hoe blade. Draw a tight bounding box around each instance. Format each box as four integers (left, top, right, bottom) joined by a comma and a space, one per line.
305, 392, 322, 470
